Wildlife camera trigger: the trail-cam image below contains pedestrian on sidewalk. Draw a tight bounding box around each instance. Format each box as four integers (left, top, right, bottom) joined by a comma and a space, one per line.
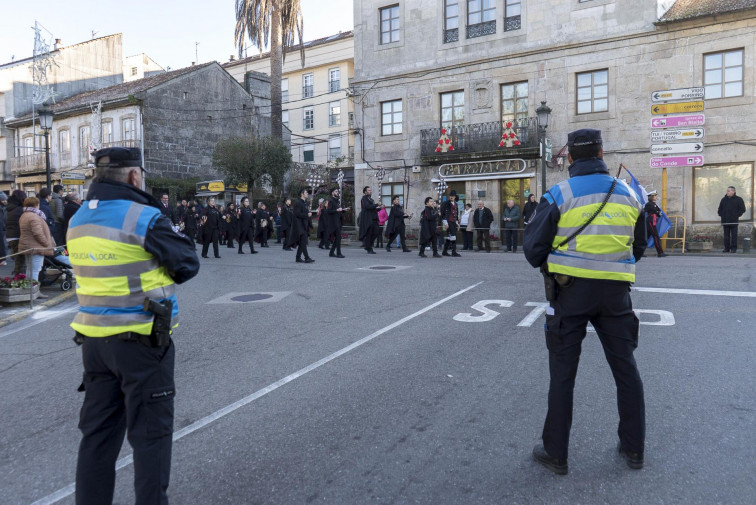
6, 190, 27, 275
0, 192, 7, 265
288, 187, 315, 263
68, 146, 199, 505
718, 186, 745, 253
460, 203, 474, 250
18, 196, 55, 289
644, 191, 667, 257
502, 199, 521, 252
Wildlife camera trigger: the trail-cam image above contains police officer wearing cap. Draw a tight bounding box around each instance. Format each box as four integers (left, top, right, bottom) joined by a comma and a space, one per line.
67, 147, 199, 505
523, 129, 647, 474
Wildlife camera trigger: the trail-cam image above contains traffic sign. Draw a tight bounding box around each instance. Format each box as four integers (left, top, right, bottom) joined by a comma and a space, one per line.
650, 156, 704, 168
61, 173, 86, 180
651, 87, 705, 102
650, 142, 703, 155
651, 128, 705, 142
651, 114, 705, 128
651, 101, 705, 115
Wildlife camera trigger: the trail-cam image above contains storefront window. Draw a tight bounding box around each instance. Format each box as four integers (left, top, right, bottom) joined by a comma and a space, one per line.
693, 163, 753, 222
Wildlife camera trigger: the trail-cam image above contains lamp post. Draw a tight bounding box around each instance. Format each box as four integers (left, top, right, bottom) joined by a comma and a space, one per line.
38, 107, 54, 190
536, 100, 552, 195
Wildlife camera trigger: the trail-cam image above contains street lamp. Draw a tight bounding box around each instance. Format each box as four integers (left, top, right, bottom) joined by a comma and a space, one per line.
38, 107, 54, 190
536, 100, 552, 195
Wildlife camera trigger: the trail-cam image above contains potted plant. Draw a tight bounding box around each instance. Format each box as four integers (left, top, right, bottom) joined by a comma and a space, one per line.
341, 232, 351, 246
686, 235, 713, 252
490, 233, 502, 249
405, 231, 419, 248
0, 274, 40, 303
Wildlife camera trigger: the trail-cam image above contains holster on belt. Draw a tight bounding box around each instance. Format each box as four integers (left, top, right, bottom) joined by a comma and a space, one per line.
143, 297, 173, 347
540, 264, 558, 301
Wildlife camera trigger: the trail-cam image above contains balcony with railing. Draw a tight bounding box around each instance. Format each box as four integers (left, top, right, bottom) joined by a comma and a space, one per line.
420, 118, 540, 162
10, 153, 46, 174
102, 139, 140, 149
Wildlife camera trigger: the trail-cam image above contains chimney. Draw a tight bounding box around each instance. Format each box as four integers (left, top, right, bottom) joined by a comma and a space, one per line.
191, 61, 195, 66
54, 38, 62, 50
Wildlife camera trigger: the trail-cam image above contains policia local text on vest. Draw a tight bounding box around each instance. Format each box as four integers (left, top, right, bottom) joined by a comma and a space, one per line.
523, 129, 647, 475
67, 147, 200, 505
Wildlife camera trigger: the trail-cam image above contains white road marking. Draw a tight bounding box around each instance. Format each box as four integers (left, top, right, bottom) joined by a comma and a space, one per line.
517, 302, 550, 327
635, 309, 676, 326
453, 299, 513, 322
633, 287, 756, 297
0, 301, 79, 339
31, 281, 484, 505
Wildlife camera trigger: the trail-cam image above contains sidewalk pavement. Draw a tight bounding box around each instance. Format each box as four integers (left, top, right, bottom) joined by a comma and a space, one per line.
0, 259, 77, 329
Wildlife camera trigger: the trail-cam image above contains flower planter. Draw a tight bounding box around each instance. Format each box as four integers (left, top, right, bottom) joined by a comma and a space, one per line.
686, 241, 713, 252
405, 239, 419, 249
0, 285, 40, 303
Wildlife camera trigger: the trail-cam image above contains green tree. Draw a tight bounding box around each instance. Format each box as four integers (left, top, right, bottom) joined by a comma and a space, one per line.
213, 136, 292, 192
234, 0, 304, 141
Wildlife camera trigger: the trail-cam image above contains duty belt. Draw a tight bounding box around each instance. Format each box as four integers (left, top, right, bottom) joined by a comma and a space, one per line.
73, 331, 154, 347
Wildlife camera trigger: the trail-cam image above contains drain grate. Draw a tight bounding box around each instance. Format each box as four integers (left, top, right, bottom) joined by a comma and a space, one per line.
230, 293, 275, 302
207, 291, 292, 304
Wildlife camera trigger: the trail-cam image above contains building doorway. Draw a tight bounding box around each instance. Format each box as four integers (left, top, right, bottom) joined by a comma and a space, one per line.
499, 178, 531, 242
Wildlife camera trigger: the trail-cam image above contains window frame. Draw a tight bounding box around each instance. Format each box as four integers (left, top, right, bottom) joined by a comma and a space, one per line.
58, 129, 71, 154
444, 0, 460, 43
692, 162, 753, 223
329, 101, 341, 127
303, 106, 314, 130
328, 134, 342, 161
440, 90, 465, 130
329, 68, 341, 93
381, 99, 403, 136
282, 78, 289, 102
121, 117, 136, 141
380, 5, 401, 45
302, 73, 314, 99
703, 48, 744, 100
381, 182, 404, 207
282, 110, 289, 128
504, 0, 521, 31
303, 142, 315, 162
102, 120, 113, 144
78, 125, 91, 164
575, 69, 609, 115
501, 81, 529, 125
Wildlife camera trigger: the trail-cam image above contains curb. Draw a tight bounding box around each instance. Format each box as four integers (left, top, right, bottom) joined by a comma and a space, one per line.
0, 290, 77, 329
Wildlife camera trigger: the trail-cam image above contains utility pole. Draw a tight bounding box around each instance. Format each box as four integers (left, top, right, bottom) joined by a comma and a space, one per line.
195, 42, 199, 63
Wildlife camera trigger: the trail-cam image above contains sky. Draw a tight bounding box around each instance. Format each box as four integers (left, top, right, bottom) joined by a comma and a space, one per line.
0, 0, 354, 70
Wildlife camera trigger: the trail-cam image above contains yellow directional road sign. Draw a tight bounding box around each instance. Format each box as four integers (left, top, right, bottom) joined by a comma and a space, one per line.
651, 101, 705, 115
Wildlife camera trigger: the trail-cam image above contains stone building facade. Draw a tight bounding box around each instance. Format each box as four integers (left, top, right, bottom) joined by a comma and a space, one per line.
352, 0, 756, 245
5, 62, 264, 197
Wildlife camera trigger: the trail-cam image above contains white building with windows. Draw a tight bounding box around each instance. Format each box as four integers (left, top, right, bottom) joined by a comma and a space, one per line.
353, 0, 756, 244
224, 31, 354, 168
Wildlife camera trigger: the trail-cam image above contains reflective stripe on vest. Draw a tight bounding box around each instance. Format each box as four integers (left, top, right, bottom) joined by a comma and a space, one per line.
67, 200, 178, 337
546, 175, 642, 282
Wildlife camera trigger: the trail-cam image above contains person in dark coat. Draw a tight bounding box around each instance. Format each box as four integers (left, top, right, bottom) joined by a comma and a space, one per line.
644, 191, 667, 257
359, 186, 380, 254
286, 187, 315, 263
255, 203, 271, 247
159, 193, 176, 224
183, 203, 198, 248
237, 197, 258, 254
474, 201, 494, 252
0, 192, 7, 264
385, 195, 412, 252
523, 194, 538, 226
274, 203, 283, 243
326, 187, 348, 258
63, 192, 82, 243
200, 197, 222, 258
502, 199, 522, 252
317, 199, 331, 250
718, 186, 746, 253
440, 190, 461, 257
6, 190, 27, 275
280, 198, 293, 250
419, 197, 442, 258
39, 187, 56, 236
224, 202, 239, 249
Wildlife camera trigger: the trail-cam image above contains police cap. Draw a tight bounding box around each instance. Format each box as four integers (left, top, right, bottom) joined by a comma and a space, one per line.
567, 129, 603, 147
93, 147, 145, 170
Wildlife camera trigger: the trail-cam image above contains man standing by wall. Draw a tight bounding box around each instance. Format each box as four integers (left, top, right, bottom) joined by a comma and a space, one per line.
718, 186, 746, 253
524, 129, 647, 475
473, 201, 493, 253
67, 146, 199, 505
502, 199, 521, 252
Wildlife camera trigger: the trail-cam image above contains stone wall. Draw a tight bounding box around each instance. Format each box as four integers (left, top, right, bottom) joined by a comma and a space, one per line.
141, 64, 261, 180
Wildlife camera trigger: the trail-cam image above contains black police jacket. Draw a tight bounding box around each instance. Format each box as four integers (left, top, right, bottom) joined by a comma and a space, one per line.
85, 179, 199, 284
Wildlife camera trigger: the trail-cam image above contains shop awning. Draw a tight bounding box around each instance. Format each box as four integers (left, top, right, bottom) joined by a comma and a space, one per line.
195, 191, 221, 197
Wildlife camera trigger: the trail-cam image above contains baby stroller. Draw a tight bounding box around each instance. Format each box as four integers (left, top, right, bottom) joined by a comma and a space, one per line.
39, 246, 75, 291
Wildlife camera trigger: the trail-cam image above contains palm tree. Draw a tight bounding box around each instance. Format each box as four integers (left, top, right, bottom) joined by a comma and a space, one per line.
235, 0, 304, 141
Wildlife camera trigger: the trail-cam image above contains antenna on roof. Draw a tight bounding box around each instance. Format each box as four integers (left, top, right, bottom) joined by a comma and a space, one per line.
195, 41, 199, 64
91, 30, 98, 39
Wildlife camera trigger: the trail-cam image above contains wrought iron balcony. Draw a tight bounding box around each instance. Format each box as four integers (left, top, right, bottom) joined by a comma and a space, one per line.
102, 139, 140, 149
443, 28, 459, 43
467, 20, 496, 39
504, 15, 521, 32
420, 118, 539, 159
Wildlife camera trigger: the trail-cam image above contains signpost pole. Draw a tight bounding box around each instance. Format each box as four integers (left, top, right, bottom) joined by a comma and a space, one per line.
661, 167, 668, 249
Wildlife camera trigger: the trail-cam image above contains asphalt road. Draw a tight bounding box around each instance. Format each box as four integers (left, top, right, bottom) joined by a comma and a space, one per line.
1, 245, 754, 505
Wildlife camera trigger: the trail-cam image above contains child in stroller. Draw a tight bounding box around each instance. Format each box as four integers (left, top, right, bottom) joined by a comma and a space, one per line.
39, 246, 75, 291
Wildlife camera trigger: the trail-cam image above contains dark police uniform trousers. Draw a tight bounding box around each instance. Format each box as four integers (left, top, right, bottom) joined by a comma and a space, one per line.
543, 277, 645, 461
76, 336, 175, 505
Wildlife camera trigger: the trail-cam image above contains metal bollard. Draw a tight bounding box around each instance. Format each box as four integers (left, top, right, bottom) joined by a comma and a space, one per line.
743, 237, 751, 254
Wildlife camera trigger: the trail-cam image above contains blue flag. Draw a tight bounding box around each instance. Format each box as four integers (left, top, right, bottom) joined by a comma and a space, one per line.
624, 167, 672, 248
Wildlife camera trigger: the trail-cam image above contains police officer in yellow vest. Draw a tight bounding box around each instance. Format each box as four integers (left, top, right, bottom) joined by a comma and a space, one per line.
67, 147, 199, 505
524, 129, 647, 475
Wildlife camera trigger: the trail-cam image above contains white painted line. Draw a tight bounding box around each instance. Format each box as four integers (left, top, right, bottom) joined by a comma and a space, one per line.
633, 287, 756, 298
517, 302, 550, 327
31, 281, 484, 505
0, 301, 79, 339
